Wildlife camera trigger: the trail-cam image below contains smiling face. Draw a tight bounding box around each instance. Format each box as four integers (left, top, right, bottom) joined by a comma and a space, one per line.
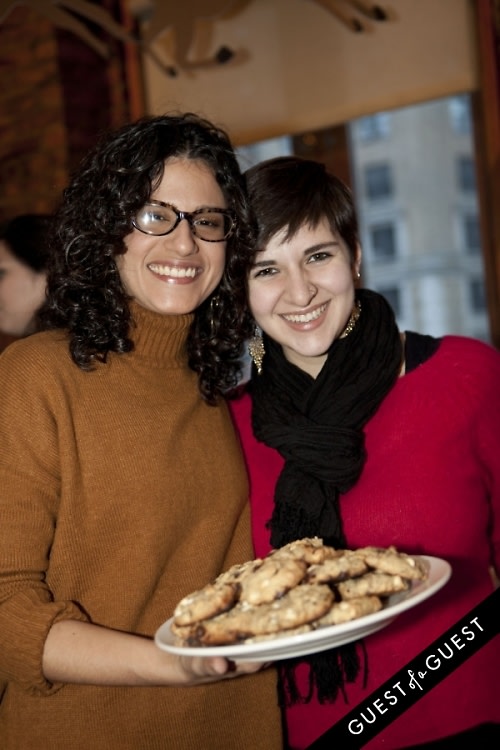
116, 157, 228, 315
0, 240, 47, 336
248, 218, 361, 378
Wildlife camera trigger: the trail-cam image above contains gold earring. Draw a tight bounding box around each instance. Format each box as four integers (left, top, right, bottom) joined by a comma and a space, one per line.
248, 325, 265, 375
209, 294, 220, 337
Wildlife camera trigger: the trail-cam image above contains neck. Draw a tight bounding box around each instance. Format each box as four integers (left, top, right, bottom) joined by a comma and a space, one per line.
129, 301, 193, 367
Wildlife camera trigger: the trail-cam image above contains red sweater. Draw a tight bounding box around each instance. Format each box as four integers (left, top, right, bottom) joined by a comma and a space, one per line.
231, 335, 500, 749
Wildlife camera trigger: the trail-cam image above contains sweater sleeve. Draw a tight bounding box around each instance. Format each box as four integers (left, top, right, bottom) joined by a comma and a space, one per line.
0, 340, 89, 696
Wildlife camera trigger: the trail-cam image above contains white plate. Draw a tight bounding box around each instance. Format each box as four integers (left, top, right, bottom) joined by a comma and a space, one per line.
154, 555, 451, 662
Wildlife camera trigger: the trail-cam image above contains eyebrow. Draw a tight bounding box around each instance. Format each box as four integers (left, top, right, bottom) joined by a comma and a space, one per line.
147, 200, 229, 212
251, 240, 340, 268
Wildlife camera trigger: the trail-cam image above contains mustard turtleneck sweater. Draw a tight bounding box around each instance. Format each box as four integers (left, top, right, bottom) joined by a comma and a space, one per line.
0, 303, 282, 749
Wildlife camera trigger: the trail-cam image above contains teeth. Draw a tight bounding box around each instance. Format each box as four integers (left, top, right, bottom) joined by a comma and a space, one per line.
283, 303, 327, 324
149, 264, 197, 278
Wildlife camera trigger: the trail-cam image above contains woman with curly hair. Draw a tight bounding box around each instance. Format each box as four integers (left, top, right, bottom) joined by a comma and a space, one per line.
0, 113, 282, 749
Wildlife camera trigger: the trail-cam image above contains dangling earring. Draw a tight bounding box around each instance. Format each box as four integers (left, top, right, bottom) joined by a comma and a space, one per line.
209, 295, 220, 337
248, 325, 265, 375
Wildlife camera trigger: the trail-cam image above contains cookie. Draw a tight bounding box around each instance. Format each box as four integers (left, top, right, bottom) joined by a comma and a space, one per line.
306, 552, 368, 583
355, 546, 428, 580
271, 536, 338, 564
215, 557, 264, 586
173, 581, 238, 627
337, 571, 409, 599
183, 584, 334, 646
239, 555, 307, 605
313, 595, 383, 626
168, 538, 428, 649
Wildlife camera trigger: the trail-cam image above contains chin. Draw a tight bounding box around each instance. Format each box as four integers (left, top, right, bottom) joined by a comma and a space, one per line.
291, 340, 331, 358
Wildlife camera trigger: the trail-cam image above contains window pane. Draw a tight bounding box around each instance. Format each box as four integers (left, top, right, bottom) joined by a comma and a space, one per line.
355, 113, 391, 142
469, 279, 486, 312
457, 155, 476, 192
364, 163, 393, 200
370, 223, 396, 260
448, 95, 471, 135
463, 214, 481, 253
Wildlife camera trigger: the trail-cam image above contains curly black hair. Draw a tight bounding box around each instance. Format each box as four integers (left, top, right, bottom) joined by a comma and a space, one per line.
39, 112, 254, 404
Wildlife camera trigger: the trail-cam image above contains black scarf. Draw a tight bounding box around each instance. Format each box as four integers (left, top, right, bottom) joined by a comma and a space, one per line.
250, 288, 403, 705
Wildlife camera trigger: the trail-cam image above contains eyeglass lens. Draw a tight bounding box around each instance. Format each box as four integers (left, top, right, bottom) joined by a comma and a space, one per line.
134, 203, 233, 241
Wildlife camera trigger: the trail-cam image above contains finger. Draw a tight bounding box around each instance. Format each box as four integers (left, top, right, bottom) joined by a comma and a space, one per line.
229, 660, 267, 675
206, 656, 231, 675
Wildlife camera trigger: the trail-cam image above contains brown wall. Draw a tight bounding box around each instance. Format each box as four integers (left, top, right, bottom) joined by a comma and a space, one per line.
0, 1, 141, 222
0, 6, 68, 219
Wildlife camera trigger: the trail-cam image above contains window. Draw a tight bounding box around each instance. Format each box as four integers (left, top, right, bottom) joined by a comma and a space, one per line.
469, 279, 486, 312
448, 95, 472, 135
462, 214, 481, 253
355, 113, 391, 142
378, 286, 401, 317
369, 223, 397, 260
364, 163, 393, 200
236, 135, 292, 170
457, 155, 476, 192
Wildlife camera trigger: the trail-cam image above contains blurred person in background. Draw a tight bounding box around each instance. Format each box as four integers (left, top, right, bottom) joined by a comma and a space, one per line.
0, 213, 52, 348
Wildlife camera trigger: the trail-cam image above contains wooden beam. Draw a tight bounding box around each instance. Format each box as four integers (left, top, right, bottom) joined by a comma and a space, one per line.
471, 0, 500, 349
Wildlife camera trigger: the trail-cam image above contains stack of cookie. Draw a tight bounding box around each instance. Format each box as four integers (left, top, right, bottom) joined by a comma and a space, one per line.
171, 537, 428, 647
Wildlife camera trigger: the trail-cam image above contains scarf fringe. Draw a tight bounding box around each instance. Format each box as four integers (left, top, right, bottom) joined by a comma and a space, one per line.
278, 641, 367, 707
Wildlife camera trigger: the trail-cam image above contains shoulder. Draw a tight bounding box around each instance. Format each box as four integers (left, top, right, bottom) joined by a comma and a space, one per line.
435, 336, 500, 410
439, 335, 500, 374
0, 333, 75, 431
0, 329, 69, 359
0, 330, 72, 383
401, 334, 500, 418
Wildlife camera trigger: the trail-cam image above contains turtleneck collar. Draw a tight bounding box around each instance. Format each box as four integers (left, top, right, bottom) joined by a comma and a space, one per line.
128, 300, 194, 368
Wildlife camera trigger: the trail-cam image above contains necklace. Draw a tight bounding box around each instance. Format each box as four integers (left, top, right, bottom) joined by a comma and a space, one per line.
339, 299, 362, 338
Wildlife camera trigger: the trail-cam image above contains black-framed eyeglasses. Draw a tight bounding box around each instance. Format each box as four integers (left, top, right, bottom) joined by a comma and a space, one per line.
132, 201, 235, 242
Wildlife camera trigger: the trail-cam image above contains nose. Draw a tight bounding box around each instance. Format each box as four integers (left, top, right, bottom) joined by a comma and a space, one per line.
167, 217, 198, 255
284, 270, 317, 307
